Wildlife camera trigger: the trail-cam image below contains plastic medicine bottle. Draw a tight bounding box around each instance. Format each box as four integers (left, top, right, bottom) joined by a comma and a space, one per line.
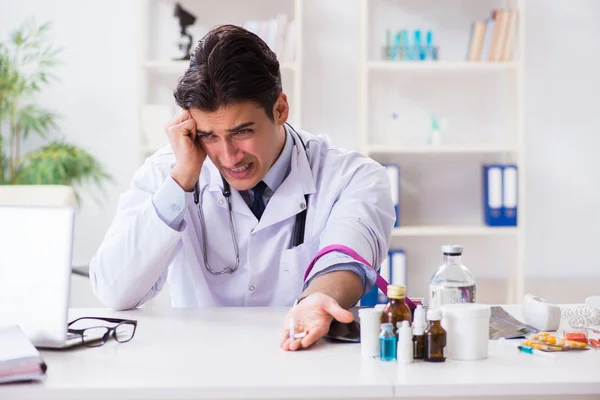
358, 308, 382, 358
381, 285, 412, 333
396, 320, 413, 364
424, 309, 446, 362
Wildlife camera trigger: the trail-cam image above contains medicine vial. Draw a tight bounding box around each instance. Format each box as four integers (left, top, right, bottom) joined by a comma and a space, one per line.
428, 245, 476, 309
424, 309, 446, 362
359, 308, 382, 357
381, 285, 412, 334
412, 304, 425, 359
379, 323, 397, 361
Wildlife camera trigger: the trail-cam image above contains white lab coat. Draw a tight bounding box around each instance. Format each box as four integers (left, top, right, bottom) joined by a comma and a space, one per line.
90, 128, 395, 310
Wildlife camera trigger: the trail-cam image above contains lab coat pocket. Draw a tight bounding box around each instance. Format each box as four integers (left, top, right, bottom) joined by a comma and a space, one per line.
278, 235, 320, 299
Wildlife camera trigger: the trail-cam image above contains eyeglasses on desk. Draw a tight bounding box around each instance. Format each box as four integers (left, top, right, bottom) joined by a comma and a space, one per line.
67, 316, 138, 347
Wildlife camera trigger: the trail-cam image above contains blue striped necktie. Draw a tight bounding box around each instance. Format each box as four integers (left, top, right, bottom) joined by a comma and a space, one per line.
250, 181, 267, 220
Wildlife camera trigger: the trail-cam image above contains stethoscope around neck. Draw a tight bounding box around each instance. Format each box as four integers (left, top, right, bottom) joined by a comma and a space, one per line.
193, 123, 309, 275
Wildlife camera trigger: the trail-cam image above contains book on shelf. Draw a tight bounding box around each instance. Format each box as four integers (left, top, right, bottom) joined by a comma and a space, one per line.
0, 325, 47, 384
467, 9, 518, 62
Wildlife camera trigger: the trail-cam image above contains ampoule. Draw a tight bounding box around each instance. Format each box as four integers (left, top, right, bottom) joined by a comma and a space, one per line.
379, 323, 397, 361
424, 309, 446, 362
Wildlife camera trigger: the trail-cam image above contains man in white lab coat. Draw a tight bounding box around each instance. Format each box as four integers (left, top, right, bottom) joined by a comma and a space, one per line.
90, 25, 395, 351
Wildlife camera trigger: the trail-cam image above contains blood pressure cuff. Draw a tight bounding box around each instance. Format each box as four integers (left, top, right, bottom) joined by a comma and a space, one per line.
304, 244, 416, 311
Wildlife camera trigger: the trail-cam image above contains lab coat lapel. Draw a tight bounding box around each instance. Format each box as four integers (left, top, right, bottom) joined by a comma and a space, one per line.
255, 132, 316, 232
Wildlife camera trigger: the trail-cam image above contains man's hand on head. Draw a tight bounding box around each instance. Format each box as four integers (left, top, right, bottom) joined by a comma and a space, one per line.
166, 109, 207, 192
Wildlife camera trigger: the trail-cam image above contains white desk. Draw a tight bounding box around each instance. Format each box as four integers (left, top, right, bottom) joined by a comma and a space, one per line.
1, 306, 599, 400
378, 306, 600, 399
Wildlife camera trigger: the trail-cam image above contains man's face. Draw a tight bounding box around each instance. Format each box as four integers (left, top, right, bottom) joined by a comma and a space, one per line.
189, 95, 288, 192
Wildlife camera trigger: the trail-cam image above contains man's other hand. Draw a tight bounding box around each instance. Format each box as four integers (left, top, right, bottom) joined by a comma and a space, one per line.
280, 293, 354, 351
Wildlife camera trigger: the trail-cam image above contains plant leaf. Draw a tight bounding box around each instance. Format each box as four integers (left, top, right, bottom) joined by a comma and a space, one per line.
12, 140, 112, 204
16, 104, 59, 139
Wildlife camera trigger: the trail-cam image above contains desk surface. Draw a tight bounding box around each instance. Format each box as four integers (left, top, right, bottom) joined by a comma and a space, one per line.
2, 306, 599, 400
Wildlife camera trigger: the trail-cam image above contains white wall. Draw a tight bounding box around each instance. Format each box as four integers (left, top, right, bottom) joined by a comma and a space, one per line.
523, 0, 600, 279
1, 0, 599, 287
0, 0, 139, 270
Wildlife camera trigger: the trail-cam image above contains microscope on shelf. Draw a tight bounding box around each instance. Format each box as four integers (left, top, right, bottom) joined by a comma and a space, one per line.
173, 3, 196, 61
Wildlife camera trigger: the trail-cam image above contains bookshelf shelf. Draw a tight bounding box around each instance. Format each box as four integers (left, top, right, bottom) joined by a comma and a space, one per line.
142, 60, 299, 74
392, 226, 518, 237
359, 0, 526, 304
368, 144, 518, 155
367, 61, 518, 72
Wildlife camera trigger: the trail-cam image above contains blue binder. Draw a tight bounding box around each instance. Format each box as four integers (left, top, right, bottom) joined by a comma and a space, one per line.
360, 285, 379, 307
360, 255, 389, 307
502, 165, 518, 226
376, 254, 391, 304
389, 249, 407, 287
482, 164, 504, 226
482, 164, 518, 226
384, 164, 400, 227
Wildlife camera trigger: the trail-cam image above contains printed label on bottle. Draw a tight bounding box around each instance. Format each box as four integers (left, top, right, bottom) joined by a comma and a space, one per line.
430, 284, 476, 308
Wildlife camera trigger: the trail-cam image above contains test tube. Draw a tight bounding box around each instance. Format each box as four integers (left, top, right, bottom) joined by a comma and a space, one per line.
359, 308, 382, 357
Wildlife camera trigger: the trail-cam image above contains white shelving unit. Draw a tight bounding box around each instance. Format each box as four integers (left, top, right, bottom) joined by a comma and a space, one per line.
367, 60, 519, 72
392, 226, 518, 237
137, 0, 303, 165
368, 144, 519, 155
358, 0, 525, 303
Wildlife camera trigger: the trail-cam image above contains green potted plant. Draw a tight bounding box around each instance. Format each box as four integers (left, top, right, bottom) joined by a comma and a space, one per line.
0, 18, 110, 200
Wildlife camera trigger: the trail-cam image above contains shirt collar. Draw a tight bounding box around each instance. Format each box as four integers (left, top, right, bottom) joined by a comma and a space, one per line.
262, 126, 293, 193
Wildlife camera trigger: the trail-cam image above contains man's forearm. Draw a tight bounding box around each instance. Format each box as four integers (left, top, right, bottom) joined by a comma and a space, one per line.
300, 270, 363, 309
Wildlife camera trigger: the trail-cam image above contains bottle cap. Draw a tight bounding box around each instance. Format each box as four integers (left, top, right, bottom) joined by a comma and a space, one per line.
441, 245, 463, 255
387, 285, 406, 299
358, 308, 382, 319
397, 320, 412, 339
427, 309, 442, 321
381, 322, 394, 331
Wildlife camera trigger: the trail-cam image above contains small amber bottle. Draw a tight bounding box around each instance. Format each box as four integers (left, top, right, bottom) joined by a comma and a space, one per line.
424, 309, 446, 362
380, 285, 412, 333
412, 305, 426, 359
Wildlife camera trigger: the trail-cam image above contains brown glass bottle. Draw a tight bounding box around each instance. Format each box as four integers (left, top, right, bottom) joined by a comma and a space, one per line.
380, 285, 412, 333
424, 309, 446, 362
413, 332, 425, 359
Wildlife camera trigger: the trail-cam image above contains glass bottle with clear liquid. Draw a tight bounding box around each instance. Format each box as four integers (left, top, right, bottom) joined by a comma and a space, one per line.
428, 245, 476, 309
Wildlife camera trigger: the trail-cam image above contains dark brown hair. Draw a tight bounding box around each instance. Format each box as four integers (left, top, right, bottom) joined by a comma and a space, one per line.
173, 25, 282, 121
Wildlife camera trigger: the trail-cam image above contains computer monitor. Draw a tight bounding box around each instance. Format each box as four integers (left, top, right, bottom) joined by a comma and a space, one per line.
0, 205, 75, 347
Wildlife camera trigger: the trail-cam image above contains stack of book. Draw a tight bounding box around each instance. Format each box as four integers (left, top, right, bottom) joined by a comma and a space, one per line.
467, 9, 518, 62
0, 325, 47, 384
